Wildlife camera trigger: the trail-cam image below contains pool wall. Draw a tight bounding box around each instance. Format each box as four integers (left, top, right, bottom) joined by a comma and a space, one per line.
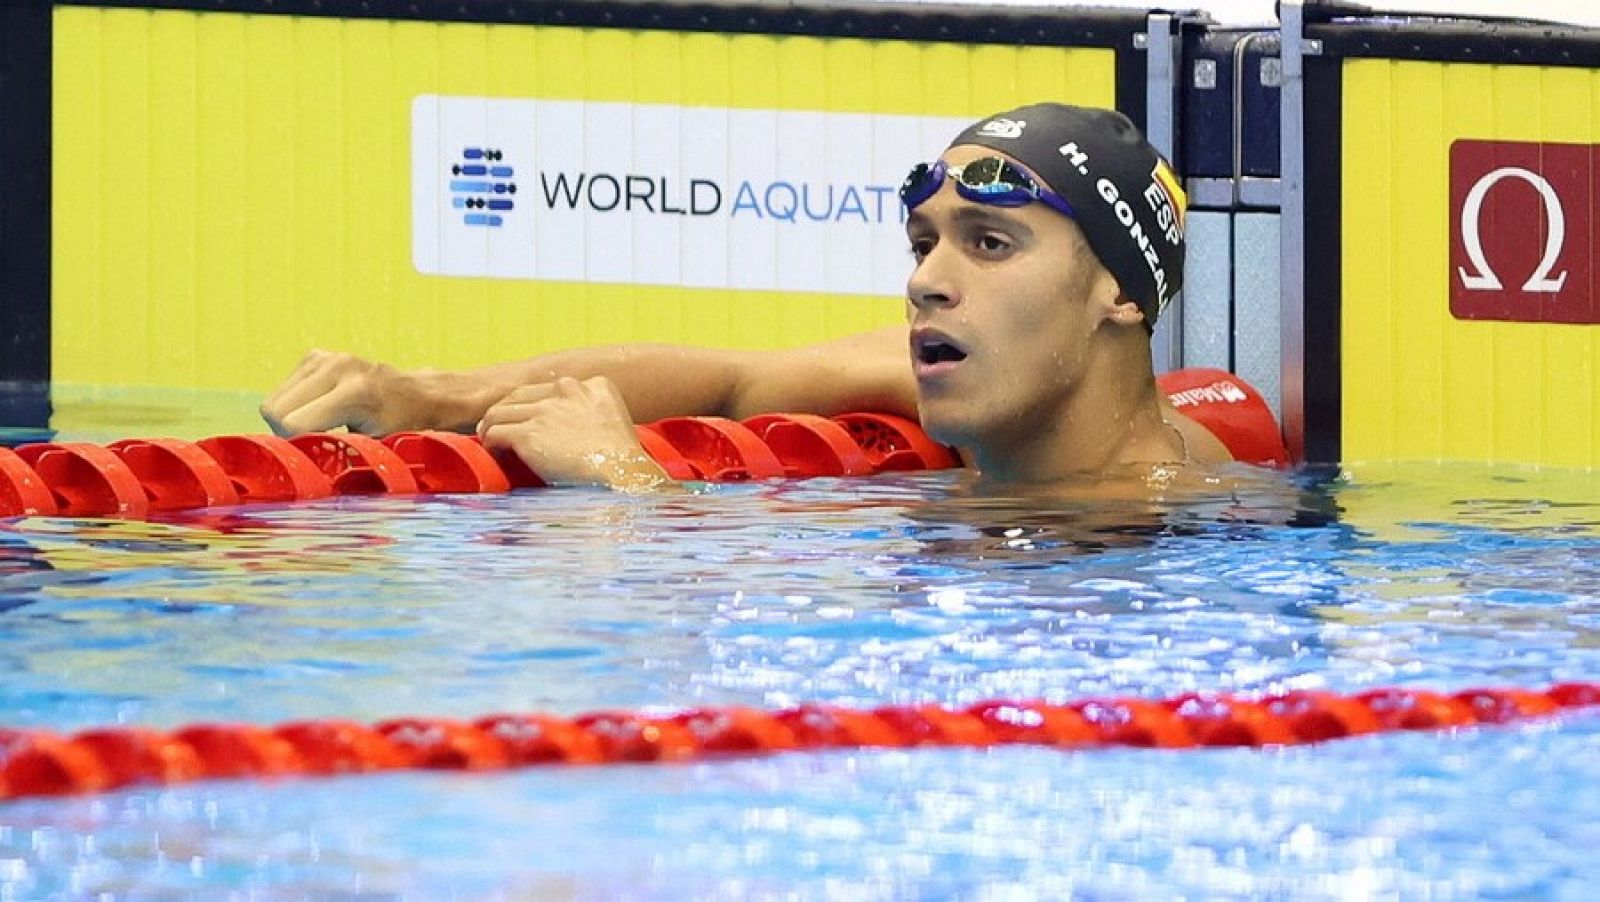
1281, 7, 1600, 469
7, 0, 1137, 393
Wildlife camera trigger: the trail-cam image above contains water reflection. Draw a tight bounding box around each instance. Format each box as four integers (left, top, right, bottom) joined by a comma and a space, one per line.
0, 464, 1595, 726
3, 463, 1600, 895
1313, 465, 1600, 631
0, 526, 58, 614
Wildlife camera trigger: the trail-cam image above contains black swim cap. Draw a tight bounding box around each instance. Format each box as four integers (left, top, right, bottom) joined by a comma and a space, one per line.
948, 103, 1186, 326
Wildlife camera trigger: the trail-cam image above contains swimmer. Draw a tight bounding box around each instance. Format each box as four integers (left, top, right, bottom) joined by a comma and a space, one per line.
262, 103, 1233, 491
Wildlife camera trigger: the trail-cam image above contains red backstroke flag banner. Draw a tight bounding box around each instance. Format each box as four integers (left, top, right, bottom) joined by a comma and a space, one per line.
1449, 140, 1597, 325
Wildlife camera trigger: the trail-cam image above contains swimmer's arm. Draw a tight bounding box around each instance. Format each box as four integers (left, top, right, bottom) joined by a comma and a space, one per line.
265, 347, 751, 436
263, 327, 914, 437
724, 325, 918, 420
466, 325, 917, 422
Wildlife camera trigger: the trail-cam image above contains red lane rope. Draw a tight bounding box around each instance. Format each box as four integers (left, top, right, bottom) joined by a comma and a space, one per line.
0, 413, 960, 520
2, 684, 1596, 801
0, 369, 1294, 519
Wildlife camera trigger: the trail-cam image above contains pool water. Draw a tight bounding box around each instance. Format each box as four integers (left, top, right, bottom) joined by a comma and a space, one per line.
3, 409, 1600, 896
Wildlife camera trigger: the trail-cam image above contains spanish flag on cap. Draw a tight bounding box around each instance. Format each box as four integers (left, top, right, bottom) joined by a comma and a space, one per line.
1151, 159, 1187, 235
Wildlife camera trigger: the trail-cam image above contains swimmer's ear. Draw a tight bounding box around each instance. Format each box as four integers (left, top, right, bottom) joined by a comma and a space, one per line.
1083, 262, 1139, 326
1106, 295, 1147, 328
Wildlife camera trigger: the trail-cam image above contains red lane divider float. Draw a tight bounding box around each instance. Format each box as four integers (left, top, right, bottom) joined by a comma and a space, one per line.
107, 439, 241, 511
385, 432, 511, 495
2, 684, 1594, 801
641, 417, 787, 481
833, 413, 961, 472
0, 448, 57, 516
13, 443, 149, 519
0, 415, 962, 519
632, 428, 699, 482
744, 414, 875, 478
196, 435, 335, 503
289, 433, 421, 496
0, 366, 1300, 518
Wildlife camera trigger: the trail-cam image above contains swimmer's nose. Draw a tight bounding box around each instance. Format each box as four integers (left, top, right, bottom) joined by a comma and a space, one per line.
906, 251, 962, 312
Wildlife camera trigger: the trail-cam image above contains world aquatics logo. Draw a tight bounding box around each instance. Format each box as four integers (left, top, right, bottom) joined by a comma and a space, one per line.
450, 147, 517, 228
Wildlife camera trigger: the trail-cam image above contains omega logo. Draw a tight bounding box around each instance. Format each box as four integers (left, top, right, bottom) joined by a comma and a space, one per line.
1448, 139, 1593, 325
1456, 166, 1567, 294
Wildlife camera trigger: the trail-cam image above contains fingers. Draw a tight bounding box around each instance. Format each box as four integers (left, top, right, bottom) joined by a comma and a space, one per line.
262, 373, 345, 437
278, 388, 376, 438
476, 401, 539, 437
263, 350, 329, 404
473, 375, 643, 479
478, 422, 527, 456
477, 384, 662, 490
259, 350, 375, 437
500, 380, 568, 405
477, 382, 559, 437
476, 378, 614, 437
261, 350, 329, 434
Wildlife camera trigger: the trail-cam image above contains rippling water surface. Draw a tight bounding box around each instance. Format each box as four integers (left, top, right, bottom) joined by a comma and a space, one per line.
3, 454, 1600, 898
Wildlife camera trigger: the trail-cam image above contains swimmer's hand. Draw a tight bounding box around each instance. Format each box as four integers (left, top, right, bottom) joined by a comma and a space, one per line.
477, 376, 673, 492
261, 350, 507, 437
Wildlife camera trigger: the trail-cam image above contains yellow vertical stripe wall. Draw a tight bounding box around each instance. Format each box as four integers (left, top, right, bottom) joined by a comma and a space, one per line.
51, 7, 1116, 392
1340, 58, 1600, 468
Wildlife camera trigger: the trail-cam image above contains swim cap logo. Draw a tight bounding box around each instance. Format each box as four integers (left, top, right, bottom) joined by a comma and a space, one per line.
1143, 160, 1186, 245
1449, 139, 1595, 324
976, 118, 1026, 140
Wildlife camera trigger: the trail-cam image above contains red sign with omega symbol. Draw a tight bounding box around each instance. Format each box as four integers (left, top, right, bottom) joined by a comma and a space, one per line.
1449, 140, 1596, 324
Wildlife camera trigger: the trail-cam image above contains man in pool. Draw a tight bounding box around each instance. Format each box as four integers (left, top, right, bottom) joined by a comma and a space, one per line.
262, 103, 1233, 490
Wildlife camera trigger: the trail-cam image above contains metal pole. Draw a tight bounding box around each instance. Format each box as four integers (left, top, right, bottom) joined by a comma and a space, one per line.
1145, 12, 1184, 374
1278, 0, 1308, 462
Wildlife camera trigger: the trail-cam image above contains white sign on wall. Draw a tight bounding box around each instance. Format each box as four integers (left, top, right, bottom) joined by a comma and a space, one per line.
412, 95, 973, 297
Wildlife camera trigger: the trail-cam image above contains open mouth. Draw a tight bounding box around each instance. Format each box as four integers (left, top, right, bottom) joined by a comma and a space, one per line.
914, 335, 969, 367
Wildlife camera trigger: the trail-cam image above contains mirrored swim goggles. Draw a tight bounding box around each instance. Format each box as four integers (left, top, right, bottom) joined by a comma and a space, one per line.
899, 156, 1077, 219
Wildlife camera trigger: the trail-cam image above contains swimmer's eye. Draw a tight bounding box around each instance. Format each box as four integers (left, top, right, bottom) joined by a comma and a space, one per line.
908, 231, 1013, 262
973, 233, 1013, 256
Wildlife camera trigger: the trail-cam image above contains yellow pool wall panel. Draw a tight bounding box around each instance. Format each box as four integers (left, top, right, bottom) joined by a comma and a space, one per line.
50, 6, 1117, 392
1340, 58, 1599, 469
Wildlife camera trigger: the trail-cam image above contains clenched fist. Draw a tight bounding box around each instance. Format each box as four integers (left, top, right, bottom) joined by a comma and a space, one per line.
261, 350, 499, 437
478, 376, 672, 491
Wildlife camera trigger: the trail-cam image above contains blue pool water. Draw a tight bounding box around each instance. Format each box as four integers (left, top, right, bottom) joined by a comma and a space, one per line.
3, 399, 1600, 897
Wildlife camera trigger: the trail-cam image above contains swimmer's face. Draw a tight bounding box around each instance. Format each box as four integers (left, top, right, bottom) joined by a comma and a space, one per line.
904, 144, 1128, 451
